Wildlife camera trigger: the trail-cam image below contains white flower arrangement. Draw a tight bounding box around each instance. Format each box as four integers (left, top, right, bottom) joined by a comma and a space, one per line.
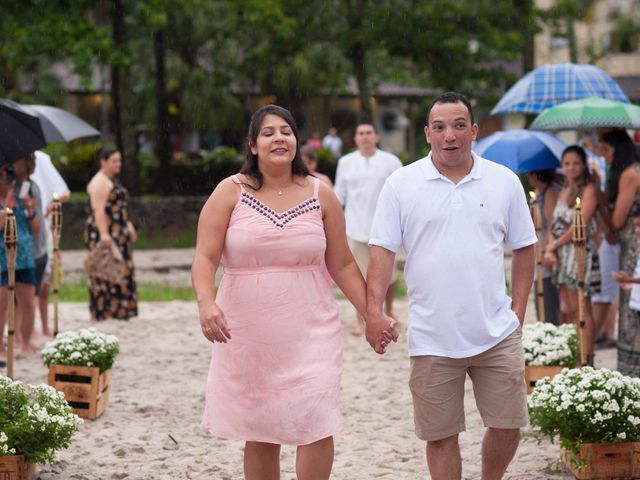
528, 367, 640, 453
41, 328, 120, 373
0, 376, 82, 464
523, 323, 579, 367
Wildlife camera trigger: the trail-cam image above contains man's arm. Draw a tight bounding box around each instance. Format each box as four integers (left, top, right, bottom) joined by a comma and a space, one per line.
511, 244, 535, 326
366, 245, 399, 353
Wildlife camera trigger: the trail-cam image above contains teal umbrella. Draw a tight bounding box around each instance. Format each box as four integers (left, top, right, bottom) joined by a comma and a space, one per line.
530, 97, 640, 131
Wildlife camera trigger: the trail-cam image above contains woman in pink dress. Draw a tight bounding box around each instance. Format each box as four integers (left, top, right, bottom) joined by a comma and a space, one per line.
192, 104, 396, 479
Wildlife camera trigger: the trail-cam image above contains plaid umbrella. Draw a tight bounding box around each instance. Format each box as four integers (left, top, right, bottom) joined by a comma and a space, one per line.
491, 63, 630, 115
530, 97, 640, 130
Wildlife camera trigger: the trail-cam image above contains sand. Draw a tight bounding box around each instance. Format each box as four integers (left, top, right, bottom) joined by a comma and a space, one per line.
1, 248, 617, 479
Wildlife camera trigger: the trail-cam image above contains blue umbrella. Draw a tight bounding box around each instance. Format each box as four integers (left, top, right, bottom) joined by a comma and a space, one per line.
491, 63, 630, 115
473, 129, 567, 173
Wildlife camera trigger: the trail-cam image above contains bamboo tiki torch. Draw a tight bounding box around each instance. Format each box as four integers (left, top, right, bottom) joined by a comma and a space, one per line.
51, 193, 62, 337
572, 196, 588, 366
4, 208, 17, 379
529, 191, 545, 323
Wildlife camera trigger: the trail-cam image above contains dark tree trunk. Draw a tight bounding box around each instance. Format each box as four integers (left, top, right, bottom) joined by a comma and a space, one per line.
111, 0, 139, 195
153, 29, 174, 195
349, 42, 372, 124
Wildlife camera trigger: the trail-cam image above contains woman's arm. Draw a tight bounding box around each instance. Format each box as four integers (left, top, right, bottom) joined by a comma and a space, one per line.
191, 177, 238, 343
88, 176, 113, 247
126, 221, 137, 242
22, 195, 40, 233
319, 182, 367, 317
612, 167, 640, 230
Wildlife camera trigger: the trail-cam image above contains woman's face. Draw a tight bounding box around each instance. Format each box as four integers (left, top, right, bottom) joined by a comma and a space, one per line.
251, 114, 297, 167
562, 151, 586, 181
600, 142, 615, 166
102, 152, 122, 176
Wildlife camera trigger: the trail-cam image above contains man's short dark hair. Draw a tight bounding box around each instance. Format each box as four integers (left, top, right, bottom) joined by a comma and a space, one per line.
356, 122, 378, 134
426, 92, 474, 126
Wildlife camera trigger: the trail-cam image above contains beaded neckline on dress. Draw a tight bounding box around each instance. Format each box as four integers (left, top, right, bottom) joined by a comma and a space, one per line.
239, 191, 320, 229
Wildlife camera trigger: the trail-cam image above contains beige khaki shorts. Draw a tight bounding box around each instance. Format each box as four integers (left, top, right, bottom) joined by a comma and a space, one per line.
409, 327, 528, 441
348, 238, 399, 284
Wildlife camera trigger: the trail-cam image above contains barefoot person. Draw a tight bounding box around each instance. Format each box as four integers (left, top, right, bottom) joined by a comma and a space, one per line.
366, 92, 536, 479
334, 122, 402, 333
192, 105, 395, 480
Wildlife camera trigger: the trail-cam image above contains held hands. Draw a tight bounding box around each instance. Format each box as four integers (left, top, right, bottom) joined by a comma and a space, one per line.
365, 312, 399, 355
199, 301, 231, 343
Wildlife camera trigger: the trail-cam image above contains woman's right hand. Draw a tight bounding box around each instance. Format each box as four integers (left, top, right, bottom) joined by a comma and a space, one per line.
99, 234, 112, 248
543, 250, 557, 268
199, 301, 231, 343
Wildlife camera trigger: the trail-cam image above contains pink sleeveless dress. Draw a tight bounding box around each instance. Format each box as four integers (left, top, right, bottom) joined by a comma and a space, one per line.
201, 176, 342, 445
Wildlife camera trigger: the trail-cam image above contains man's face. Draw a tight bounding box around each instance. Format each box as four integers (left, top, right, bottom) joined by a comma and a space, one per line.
354, 124, 378, 151
425, 102, 477, 169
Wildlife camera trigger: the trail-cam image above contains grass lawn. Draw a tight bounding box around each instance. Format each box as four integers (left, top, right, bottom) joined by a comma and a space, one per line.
60, 279, 195, 302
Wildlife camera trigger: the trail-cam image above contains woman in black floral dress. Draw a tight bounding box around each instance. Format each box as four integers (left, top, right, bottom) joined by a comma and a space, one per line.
85, 148, 137, 321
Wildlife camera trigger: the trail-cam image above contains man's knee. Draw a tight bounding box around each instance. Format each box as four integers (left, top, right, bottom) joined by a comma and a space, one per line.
487, 427, 520, 442
428, 433, 459, 449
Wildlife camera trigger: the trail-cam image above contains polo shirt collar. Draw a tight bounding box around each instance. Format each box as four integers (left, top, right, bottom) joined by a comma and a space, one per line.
421, 151, 484, 181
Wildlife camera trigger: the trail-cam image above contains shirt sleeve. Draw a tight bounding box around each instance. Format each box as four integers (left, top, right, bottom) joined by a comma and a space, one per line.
333, 157, 347, 206
369, 177, 402, 252
506, 174, 537, 250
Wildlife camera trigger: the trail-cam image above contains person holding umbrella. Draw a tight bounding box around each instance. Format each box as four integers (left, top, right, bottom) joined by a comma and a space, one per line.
0, 154, 40, 356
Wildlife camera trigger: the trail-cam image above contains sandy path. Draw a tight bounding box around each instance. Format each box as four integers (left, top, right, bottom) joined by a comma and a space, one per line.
4, 296, 616, 479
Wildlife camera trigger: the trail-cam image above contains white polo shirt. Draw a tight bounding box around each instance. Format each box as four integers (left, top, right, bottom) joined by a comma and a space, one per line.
334, 148, 403, 243
369, 152, 536, 358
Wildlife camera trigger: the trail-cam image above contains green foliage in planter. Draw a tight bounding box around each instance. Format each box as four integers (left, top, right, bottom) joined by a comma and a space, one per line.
0, 377, 82, 464
528, 367, 640, 454
42, 328, 120, 372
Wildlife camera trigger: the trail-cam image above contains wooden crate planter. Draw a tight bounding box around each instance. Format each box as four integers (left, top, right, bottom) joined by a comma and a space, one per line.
48, 365, 110, 420
561, 442, 640, 479
525, 365, 564, 394
0, 455, 24, 480
0, 456, 34, 480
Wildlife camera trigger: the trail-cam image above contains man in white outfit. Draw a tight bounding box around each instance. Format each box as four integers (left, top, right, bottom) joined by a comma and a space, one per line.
321, 127, 342, 158
334, 123, 402, 334
366, 92, 536, 479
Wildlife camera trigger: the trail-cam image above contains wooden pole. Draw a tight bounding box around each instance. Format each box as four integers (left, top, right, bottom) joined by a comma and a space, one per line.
51, 194, 62, 337
572, 197, 588, 366
529, 191, 545, 322
4, 208, 17, 379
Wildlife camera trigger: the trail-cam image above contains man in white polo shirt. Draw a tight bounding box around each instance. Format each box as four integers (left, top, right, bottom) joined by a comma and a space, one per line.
334, 123, 402, 334
366, 92, 535, 479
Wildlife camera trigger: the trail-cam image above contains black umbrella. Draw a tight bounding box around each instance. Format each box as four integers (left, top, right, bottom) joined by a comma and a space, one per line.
0, 99, 47, 164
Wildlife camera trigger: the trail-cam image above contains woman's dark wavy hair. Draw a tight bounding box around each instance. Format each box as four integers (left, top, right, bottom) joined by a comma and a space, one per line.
239, 104, 309, 190
562, 145, 597, 208
94, 147, 118, 168
603, 129, 637, 204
